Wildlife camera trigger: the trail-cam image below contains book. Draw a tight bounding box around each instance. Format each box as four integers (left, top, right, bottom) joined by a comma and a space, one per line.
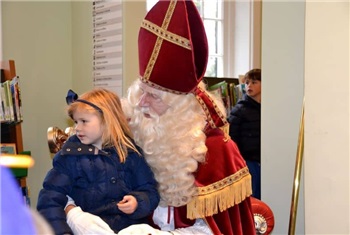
208, 81, 230, 114
0, 84, 6, 122
0, 143, 17, 154
10, 76, 23, 122
229, 83, 236, 108
2, 80, 14, 122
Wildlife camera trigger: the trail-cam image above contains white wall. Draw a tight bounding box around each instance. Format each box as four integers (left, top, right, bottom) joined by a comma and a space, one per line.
304, 2, 349, 234
262, 1, 350, 234
2, 1, 73, 208
261, 2, 306, 234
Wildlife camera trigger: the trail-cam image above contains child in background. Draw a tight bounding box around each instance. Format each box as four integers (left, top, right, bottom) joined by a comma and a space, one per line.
37, 88, 160, 235
228, 68, 261, 199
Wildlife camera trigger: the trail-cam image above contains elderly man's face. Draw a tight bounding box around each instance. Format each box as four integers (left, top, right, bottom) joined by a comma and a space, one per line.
137, 82, 170, 118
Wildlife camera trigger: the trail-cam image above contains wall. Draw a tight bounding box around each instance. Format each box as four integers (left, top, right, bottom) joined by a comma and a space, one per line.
304, 2, 349, 234
122, 1, 146, 93
2, 1, 73, 208
262, 1, 350, 234
71, 2, 93, 95
261, 2, 305, 234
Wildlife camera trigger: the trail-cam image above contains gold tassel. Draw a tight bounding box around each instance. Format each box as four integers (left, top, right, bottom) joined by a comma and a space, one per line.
187, 167, 252, 219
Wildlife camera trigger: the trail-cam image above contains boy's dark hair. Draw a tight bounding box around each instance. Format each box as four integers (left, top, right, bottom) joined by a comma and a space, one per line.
245, 68, 261, 81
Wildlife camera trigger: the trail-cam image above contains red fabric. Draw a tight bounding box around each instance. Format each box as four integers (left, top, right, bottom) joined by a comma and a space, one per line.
194, 86, 228, 131
206, 197, 255, 235
172, 197, 255, 235
172, 129, 255, 235
138, 0, 208, 93
174, 205, 195, 228
199, 128, 255, 234
196, 128, 248, 185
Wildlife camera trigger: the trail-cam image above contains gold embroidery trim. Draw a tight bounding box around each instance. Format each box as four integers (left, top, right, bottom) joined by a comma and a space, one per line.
142, 20, 191, 50
139, 77, 189, 95
142, 0, 179, 81
195, 86, 228, 129
195, 167, 250, 196
187, 166, 252, 219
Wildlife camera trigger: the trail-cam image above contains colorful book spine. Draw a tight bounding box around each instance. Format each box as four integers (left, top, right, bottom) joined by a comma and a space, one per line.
10, 76, 23, 122
3, 80, 14, 122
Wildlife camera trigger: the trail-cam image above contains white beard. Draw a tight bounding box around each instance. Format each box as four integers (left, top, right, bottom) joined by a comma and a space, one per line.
126, 91, 208, 207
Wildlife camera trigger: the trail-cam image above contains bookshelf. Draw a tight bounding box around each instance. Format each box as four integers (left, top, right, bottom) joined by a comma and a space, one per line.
1, 60, 23, 153
204, 77, 245, 113
203, 76, 239, 88
1, 60, 30, 205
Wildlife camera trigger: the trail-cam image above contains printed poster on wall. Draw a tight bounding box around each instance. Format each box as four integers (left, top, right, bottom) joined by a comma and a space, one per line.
93, 0, 123, 97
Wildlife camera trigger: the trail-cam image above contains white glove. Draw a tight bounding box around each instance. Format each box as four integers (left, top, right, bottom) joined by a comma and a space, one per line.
66, 206, 115, 234
118, 224, 171, 235
64, 195, 76, 210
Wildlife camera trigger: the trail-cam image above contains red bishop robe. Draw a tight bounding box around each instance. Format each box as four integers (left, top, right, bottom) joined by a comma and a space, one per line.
151, 127, 256, 235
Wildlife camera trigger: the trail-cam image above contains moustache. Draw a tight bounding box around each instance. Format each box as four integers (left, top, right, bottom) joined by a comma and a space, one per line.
140, 107, 160, 120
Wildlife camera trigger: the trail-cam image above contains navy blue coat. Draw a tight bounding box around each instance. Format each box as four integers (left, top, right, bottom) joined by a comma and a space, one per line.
228, 94, 261, 163
37, 135, 160, 235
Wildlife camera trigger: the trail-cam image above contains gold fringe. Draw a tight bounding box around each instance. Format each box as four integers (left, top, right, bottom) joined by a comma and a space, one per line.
187, 167, 252, 219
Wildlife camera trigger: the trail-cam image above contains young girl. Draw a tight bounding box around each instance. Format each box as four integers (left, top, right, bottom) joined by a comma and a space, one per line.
37, 88, 160, 235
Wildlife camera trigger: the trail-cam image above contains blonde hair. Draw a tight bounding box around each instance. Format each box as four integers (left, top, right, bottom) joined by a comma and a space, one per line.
67, 88, 140, 162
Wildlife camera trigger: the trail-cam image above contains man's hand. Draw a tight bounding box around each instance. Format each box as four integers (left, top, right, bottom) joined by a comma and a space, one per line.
117, 195, 138, 214
66, 206, 115, 234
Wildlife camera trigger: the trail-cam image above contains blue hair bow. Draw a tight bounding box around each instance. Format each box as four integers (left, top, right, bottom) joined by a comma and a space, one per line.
66, 89, 103, 113
66, 89, 78, 105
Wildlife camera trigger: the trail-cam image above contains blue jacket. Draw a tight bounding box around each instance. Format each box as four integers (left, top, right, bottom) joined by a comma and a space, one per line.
37, 135, 160, 235
228, 94, 261, 163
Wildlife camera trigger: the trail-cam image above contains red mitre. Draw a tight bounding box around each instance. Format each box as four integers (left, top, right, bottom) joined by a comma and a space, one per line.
138, 0, 207, 94
138, 0, 228, 130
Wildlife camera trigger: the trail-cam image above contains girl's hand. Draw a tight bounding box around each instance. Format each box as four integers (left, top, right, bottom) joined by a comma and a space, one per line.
117, 195, 138, 214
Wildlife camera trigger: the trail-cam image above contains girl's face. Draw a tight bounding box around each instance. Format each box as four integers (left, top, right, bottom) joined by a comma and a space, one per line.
245, 78, 261, 99
72, 110, 104, 149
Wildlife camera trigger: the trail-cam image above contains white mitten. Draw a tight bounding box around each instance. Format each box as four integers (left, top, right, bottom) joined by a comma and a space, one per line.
64, 195, 76, 210
66, 206, 115, 234
118, 224, 171, 235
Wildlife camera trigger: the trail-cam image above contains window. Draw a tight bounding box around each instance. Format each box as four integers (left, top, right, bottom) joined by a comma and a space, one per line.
146, 0, 158, 11
194, 0, 224, 77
